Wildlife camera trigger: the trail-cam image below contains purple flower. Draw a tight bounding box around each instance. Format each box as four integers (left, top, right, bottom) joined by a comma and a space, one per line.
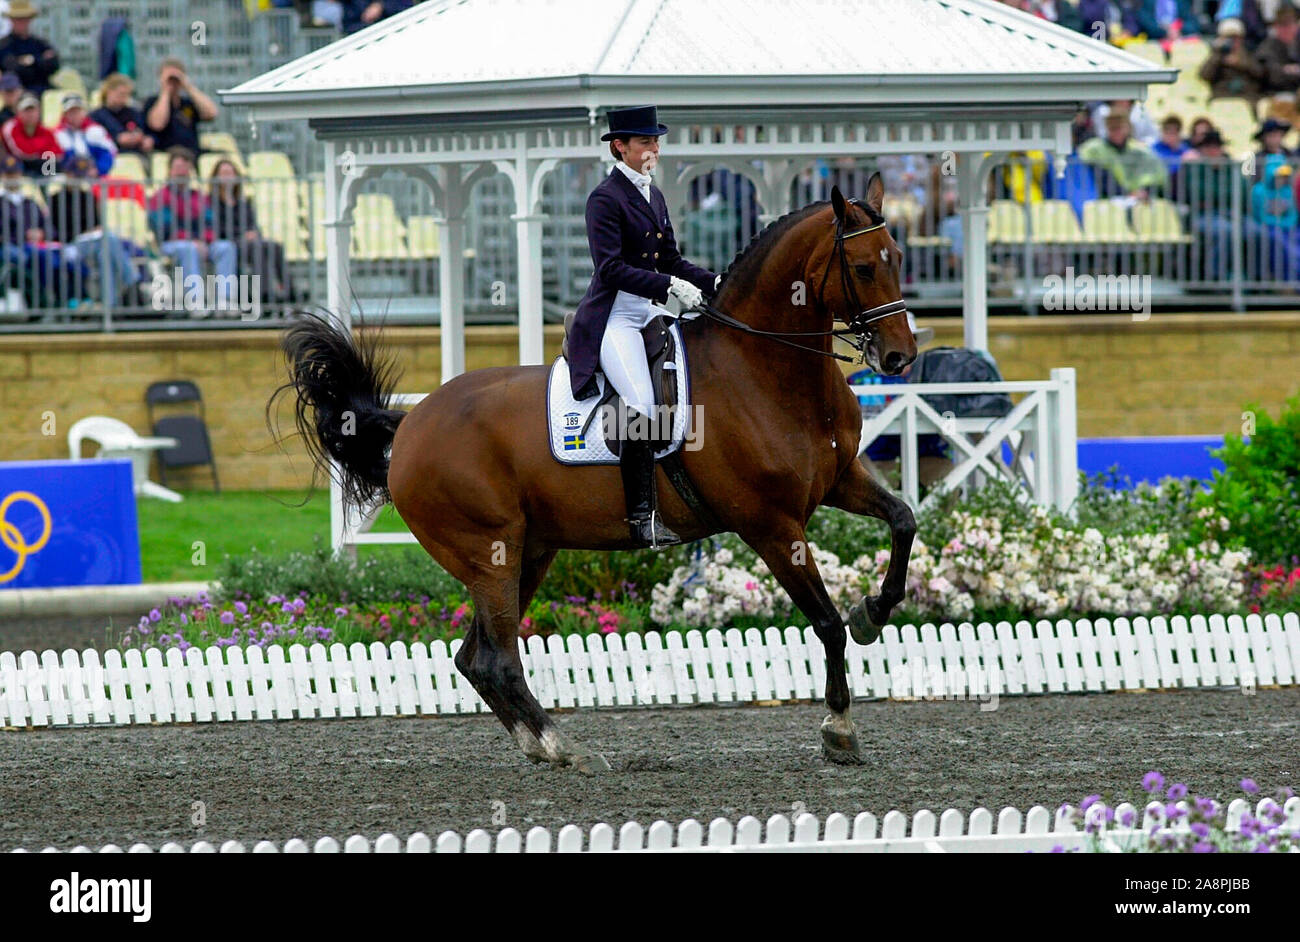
139, 626, 151, 635
334, 607, 348, 617
1050, 844, 1065, 853
1193, 841, 1216, 853
219, 611, 235, 625
1164, 804, 1186, 821
1190, 822, 1210, 838
1119, 809, 1136, 827
234, 600, 247, 615
1194, 797, 1218, 818
177, 640, 191, 653
261, 621, 273, 631
1241, 778, 1259, 794
1166, 783, 1188, 800
291, 598, 306, 614
1080, 794, 1101, 813
179, 613, 188, 626
1240, 815, 1258, 837
1252, 842, 1272, 853
1142, 771, 1164, 793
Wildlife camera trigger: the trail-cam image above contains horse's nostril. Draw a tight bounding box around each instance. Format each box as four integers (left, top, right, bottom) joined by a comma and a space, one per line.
883, 351, 907, 374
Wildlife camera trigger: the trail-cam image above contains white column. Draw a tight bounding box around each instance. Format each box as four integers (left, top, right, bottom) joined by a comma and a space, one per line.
435, 214, 466, 382
514, 212, 546, 365
958, 156, 989, 352
1051, 367, 1079, 516
323, 140, 356, 557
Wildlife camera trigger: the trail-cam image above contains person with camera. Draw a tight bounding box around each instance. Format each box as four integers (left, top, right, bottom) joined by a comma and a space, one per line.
1200, 17, 1267, 107
144, 58, 218, 157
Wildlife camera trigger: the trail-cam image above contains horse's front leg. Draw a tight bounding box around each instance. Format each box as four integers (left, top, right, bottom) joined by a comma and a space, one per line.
823, 458, 916, 645
743, 524, 863, 765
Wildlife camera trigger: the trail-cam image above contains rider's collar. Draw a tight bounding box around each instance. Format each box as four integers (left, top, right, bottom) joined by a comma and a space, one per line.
615, 161, 653, 191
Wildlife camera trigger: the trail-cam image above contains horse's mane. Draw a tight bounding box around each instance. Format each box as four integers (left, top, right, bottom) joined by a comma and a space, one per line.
714, 197, 885, 295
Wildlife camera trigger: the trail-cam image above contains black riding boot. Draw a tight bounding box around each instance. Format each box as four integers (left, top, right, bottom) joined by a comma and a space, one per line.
620, 438, 681, 549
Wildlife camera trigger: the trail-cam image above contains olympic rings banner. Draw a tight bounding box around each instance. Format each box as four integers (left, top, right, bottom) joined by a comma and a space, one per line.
0, 459, 141, 589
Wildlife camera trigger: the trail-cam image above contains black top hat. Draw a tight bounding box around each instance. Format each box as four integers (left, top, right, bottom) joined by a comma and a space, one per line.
601, 105, 669, 141
1255, 117, 1292, 140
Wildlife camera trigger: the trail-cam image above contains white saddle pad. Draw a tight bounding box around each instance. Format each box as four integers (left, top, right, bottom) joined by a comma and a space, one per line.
547, 318, 691, 465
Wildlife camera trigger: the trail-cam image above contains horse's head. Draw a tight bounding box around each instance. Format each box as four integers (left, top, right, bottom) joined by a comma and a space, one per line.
822, 176, 917, 376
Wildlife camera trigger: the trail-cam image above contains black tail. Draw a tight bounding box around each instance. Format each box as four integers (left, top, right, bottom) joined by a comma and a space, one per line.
269, 311, 407, 507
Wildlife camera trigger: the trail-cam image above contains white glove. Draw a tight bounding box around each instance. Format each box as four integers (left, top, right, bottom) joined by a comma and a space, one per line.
669, 275, 703, 309
714, 274, 722, 291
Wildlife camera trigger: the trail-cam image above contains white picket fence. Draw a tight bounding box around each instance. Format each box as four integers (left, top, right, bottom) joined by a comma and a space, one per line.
13, 797, 1299, 854
1, 612, 1297, 729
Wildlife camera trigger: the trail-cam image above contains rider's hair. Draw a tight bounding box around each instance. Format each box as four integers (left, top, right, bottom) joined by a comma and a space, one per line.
609, 136, 629, 162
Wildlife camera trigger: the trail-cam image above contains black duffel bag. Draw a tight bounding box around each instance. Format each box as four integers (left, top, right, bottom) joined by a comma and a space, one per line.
907, 346, 1013, 418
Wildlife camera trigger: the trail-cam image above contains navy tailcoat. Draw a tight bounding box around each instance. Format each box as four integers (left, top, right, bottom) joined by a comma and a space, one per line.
568, 168, 716, 400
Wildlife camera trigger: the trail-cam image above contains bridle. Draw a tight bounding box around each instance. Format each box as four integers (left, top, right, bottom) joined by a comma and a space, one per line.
695, 198, 909, 364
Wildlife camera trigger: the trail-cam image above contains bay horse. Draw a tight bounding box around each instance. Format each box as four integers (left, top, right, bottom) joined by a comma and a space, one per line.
274, 177, 917, 771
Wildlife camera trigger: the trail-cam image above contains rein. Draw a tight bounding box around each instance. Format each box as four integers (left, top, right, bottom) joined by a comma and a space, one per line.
693, 203, 908, 364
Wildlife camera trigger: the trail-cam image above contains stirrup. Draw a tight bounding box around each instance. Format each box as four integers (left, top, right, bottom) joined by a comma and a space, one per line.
628, 510, 682, 550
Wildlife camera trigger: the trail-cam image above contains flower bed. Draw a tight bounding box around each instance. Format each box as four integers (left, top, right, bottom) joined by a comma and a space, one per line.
1055, 773, 1298, 854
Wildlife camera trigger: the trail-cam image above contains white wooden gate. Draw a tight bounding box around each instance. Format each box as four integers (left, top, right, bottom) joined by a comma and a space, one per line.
852, 367, 1078, 512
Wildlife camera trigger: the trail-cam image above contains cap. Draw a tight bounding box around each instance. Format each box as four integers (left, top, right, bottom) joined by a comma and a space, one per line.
1217, 17, 1245, 37
61, 92, 84, 111
1199, 129, 1225, 148
64, 154, 94, 177
16, 93, 38, 111
0, 74, 20, 92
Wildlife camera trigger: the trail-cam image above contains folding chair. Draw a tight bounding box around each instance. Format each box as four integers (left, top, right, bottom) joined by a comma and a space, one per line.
145, 380, 220, 492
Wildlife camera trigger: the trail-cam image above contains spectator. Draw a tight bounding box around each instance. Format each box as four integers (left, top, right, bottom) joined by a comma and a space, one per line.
54, 93, 116, 178
1253, 116, 1297, 179
0, 150, 77, 306
1185, 115, 1215, 150
1077, 112, 1169, 198
49, 154, 145, 306
342, 0, 413, 34
144, 58, 218, 155
1072, 106, 1096, 150
1215, 0, 1269, 50
1092, 99, 1158, 144
1, 91, 60, 176
90, 73, 154, 157
1153, 114, 1192, 173
147, 147, 233, 314
1256, 4, 1300, 96
0, 1, 57, 96
1200, 18, 1267, 105
1175, 130, 1249, 278
206, 157, 292, 306
1077, 0, 1119, 40
0, 72, 19, 124
1250, 161, 1300, 278
1121, 0, 1202, 42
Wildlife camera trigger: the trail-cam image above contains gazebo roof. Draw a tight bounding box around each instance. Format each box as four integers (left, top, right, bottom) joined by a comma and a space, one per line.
224, 0, 1172, 122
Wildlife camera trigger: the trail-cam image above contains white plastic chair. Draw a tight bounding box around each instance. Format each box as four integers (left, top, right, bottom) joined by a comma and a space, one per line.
67, 416, 183, 502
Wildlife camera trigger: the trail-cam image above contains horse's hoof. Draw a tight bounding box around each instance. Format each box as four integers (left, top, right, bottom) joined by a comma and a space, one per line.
848, 597, 884, 645
568, 752, 612, 776
820, 717, 864, 765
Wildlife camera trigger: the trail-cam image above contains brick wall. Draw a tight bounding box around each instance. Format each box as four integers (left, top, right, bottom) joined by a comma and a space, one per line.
2, 313, 1296, 490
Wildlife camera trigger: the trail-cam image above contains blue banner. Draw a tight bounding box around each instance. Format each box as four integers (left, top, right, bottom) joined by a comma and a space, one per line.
0, 460, 141, 588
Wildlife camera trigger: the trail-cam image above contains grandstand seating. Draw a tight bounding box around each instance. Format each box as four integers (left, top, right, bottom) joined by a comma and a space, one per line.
987, 199, 1027, 244
1082, 200, 1138, 242
1030, 200, 1085, 243
1132, 199, 1194, 244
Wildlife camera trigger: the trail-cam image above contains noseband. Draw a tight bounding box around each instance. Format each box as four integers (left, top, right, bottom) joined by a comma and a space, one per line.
696, 199, 909, 363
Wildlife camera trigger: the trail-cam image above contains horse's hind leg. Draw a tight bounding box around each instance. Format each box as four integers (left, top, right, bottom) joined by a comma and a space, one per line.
456, 548, 609, 774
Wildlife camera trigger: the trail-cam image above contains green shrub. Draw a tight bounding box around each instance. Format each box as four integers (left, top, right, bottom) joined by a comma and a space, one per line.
1203, 396, 1300, 567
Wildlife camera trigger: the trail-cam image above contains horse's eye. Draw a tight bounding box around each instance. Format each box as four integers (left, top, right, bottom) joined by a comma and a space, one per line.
853, 264, 875, 281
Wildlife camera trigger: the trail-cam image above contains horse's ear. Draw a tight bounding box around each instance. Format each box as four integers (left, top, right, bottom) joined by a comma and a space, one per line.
830, 185, 847, 222
865, 172, 884, 216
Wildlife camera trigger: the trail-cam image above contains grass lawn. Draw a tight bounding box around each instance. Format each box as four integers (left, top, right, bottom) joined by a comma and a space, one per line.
136, 489, 411, 582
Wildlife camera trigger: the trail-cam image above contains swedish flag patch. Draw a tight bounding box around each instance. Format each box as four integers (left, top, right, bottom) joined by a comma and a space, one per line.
563, 434, 585, 450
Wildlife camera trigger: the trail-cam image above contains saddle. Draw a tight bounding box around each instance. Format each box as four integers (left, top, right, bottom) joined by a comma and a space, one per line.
561, 310, 679, 458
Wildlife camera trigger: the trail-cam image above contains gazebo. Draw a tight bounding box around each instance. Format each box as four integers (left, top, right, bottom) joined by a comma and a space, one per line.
223, 0, 1171, 382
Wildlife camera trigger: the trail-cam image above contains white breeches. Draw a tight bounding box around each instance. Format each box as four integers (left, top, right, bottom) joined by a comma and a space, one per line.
600, 290, 666, 417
